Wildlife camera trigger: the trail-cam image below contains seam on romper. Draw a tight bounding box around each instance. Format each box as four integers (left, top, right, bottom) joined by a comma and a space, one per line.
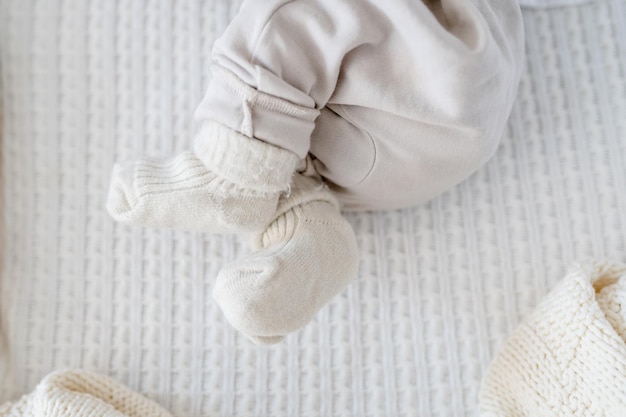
335, 104, 378, 187
212, 67, 318, 120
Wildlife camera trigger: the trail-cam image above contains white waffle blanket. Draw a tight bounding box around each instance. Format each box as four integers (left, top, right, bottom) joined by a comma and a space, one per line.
1, 1, 625, 416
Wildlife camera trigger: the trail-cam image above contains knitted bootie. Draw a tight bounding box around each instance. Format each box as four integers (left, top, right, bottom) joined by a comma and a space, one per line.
106, 121, 299, 234
0, 370, 172, 417
212, 172, 359, 344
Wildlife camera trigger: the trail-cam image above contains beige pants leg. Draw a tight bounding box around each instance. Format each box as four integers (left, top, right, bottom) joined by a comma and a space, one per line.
196, 0, 524, 211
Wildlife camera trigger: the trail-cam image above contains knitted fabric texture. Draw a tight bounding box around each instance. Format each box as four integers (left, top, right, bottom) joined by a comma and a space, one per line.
0, 370, 172, 417
213, 173, 359, 344
192, 120, 300, 193
480, 262, 626, 416
107, 120, 300, 232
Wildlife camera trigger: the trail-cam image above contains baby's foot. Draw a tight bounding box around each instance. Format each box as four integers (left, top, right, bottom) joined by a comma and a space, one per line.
106, 121, 299, 234
212, 174, 359, 344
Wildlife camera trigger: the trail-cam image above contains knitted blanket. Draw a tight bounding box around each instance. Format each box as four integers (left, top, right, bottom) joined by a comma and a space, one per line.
1, 0, 625, 416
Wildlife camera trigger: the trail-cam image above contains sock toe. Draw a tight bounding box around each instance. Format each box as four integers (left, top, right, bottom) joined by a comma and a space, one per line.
213, 254, 287, 340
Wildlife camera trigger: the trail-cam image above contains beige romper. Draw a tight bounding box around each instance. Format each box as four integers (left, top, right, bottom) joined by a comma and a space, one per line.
195, 0, 524, 211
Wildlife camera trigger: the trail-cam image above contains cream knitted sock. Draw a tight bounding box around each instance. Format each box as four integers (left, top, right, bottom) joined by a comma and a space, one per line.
106, 121, 299, 233
0, 370, 173, 417
480, 262, 626, 417
212, 173, 359, 344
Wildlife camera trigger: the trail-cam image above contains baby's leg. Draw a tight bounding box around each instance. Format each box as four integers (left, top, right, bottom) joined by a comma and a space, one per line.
212, 0, 524, 342
106, 0, 359, 232
106, 0, 524, 343
107, 0, 379, 343
106, 68, 317, 233
308, 0, 524, 211
109, 0, 524, 222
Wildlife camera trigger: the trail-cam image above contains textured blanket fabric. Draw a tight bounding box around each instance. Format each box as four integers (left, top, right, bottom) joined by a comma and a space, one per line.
0, 0, 625, 416
3, 263, 626, 417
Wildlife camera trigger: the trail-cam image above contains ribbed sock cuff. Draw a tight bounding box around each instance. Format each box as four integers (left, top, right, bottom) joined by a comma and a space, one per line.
194, 120, 300, 193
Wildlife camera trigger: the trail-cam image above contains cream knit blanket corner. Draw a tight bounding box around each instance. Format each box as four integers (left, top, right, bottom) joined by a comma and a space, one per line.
480, 261, 626, 416
0, 370, 172, 417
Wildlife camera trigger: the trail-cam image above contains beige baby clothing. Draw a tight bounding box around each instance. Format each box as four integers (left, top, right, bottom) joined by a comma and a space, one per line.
197, 0, 525, 210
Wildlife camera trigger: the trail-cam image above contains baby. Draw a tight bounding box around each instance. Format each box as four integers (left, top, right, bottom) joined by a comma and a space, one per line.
106, 0, 523, 344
